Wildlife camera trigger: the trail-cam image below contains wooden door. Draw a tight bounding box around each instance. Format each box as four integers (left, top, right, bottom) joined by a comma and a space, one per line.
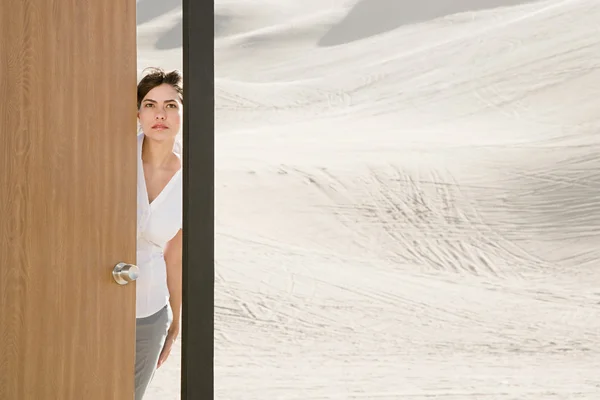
0, 0, 138, 399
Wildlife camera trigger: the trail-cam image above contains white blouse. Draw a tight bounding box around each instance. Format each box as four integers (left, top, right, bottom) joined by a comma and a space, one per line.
136, 132, 182, 318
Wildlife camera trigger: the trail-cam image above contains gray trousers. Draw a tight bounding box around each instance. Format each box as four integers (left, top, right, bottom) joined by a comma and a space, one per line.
135, 304, 171, 400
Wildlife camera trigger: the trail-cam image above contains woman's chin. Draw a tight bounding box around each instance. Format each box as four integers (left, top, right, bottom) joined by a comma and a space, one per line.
144, 130, 176, 142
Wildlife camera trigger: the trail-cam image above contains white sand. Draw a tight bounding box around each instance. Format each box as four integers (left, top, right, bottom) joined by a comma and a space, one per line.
137, 0, 600, 398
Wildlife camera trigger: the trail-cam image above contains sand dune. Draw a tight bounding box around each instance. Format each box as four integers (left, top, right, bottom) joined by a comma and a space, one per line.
137, 0, 600, 398
318, 0, 543, 46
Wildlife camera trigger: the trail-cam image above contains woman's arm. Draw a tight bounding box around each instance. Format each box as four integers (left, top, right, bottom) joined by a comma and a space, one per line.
157, 228, 183, 368
164, 228, 183, 331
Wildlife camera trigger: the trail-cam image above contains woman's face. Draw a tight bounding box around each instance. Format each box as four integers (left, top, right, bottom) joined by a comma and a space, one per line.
137, 83, 182, 142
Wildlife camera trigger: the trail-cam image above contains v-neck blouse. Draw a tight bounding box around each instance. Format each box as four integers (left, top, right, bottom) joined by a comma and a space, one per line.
136, 132, 183, 318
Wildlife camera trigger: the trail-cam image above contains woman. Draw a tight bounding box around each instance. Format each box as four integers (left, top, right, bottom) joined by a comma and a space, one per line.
135, 67, 183, 400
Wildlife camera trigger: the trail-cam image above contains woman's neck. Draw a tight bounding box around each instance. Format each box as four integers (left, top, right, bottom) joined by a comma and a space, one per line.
142, 136, 176, 168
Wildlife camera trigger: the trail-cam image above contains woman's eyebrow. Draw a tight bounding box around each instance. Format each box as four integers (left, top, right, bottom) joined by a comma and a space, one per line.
143, 99, 177, 103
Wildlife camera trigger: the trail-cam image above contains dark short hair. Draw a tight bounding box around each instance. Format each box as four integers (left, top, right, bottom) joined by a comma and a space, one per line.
137, 67, 183, 109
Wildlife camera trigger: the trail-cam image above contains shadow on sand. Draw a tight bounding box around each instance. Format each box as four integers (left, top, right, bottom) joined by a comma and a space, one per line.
153, 14, 232, 50
155, 20, 182, 50
136, 0, 181, 26
318, 0, 541, 47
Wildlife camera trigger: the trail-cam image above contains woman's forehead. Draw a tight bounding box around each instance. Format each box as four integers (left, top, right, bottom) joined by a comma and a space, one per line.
144, 84, 181, 102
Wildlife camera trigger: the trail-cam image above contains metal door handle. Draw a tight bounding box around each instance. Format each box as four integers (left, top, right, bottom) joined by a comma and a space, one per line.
112, 262, 139, 285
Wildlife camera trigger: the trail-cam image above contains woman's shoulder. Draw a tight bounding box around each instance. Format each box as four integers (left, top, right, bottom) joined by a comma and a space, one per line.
137, 132, 145, 154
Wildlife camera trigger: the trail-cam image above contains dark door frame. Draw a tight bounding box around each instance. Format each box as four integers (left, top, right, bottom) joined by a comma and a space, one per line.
181, 0, 215, 398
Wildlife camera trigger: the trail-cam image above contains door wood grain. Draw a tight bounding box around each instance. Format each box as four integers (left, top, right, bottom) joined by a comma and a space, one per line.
0, 0, 138, 398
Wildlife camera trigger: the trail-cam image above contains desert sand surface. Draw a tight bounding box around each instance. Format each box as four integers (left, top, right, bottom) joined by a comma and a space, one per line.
136, 0, 600, 398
